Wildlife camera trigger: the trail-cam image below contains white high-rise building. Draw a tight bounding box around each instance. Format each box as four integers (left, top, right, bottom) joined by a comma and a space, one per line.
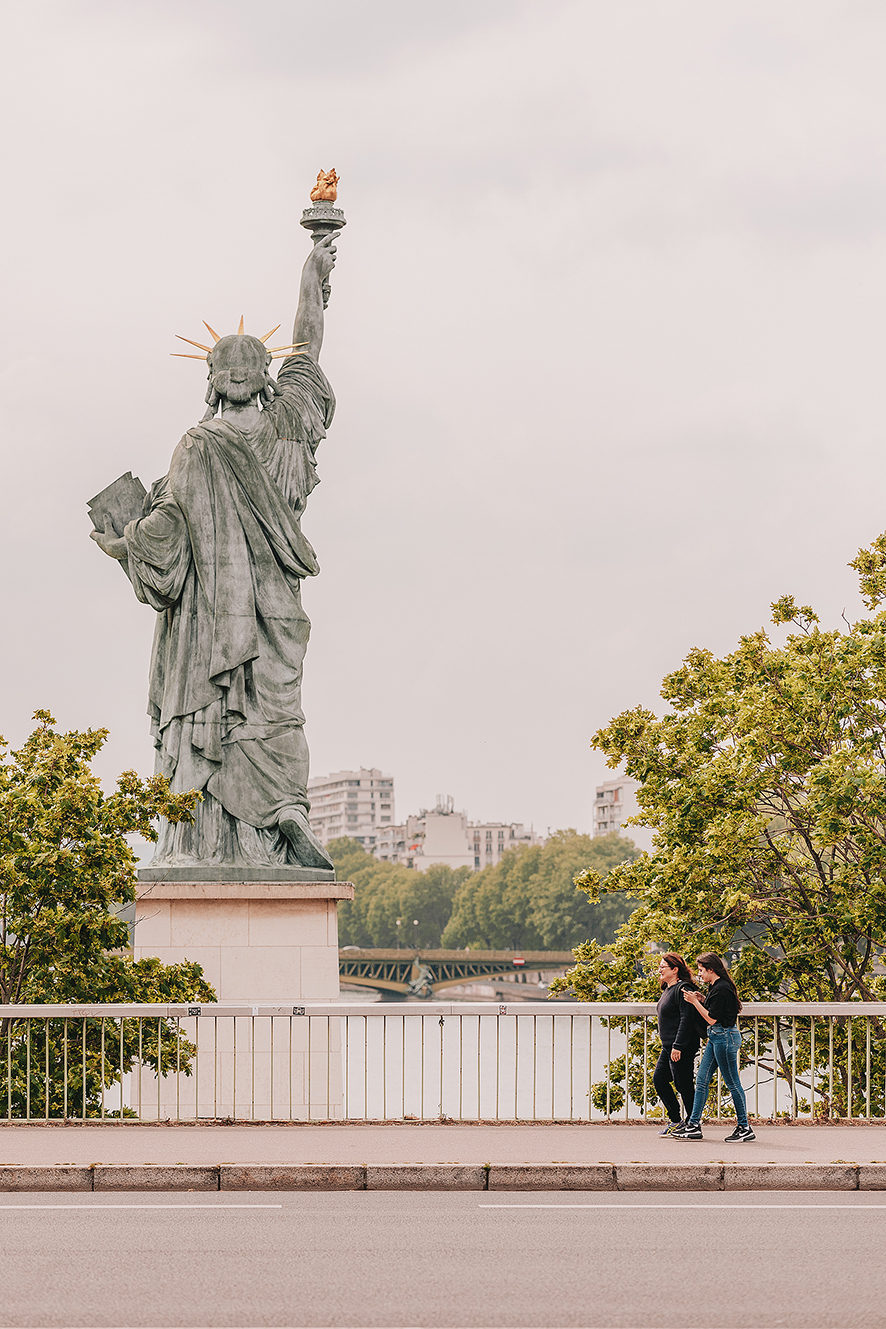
374, 795, 541, 870
307, 767, 395, 849
593, 774, 654, 852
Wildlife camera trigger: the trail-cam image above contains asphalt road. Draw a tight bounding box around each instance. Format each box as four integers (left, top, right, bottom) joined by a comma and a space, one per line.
1, 1191, 884, 1328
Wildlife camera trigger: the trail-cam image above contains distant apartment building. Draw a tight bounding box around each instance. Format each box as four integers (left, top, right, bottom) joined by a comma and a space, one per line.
307, 768, 395, 849
593, 775, 654, 852
374, 795, 541, 871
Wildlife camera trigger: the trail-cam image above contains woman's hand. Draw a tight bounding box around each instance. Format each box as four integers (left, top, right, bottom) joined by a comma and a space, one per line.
681, 988, 701, 1005
670, 1048, 682, 1062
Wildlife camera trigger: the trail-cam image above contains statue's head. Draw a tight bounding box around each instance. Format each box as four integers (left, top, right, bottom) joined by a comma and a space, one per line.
207, 334, 271, 404
172, 320, 305, 420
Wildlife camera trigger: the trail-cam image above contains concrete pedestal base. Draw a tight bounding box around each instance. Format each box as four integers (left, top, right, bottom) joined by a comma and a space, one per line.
133, 877, 355, 1119
134, 878, 354, 1002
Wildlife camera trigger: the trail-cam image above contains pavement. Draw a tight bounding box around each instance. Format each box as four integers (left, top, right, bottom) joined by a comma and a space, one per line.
1, 1122, 886, 1191
2, 1191, 884, 1329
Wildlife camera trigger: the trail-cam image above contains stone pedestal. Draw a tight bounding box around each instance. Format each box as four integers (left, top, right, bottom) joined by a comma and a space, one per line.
133, 878, 354, 1002
132, 877, 355, 1120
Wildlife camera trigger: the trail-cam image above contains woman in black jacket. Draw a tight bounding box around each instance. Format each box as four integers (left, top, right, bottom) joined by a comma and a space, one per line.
671, 953, 755, 1142
653, 952, 701, 1135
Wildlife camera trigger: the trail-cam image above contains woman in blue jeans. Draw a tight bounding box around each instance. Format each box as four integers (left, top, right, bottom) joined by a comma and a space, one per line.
671, 953, 755, 1142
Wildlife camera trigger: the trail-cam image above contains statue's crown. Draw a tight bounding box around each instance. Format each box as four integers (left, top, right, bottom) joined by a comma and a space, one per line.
171, 317, 307, 361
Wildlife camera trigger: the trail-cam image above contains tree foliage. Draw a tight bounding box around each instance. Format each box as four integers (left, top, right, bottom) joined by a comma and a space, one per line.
550, 537, 886, 1115
0, 712, 216, 1116
441, 831, 639, 951
332, 832, 638, 952
332, 839, 471, 948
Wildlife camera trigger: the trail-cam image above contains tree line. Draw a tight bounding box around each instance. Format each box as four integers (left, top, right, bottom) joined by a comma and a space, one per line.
332, 829, 640, 951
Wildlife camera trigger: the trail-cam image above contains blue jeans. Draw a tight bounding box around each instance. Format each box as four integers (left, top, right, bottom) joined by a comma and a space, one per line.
688, 1025, 748, 1127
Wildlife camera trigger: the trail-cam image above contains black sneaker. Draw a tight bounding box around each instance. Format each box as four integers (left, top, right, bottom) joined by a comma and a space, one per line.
671, 1122, 703, 1140
724, 1125, 756, 1142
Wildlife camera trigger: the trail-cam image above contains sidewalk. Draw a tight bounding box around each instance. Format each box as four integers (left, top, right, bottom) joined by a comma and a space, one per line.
1, 1122, 885, 1169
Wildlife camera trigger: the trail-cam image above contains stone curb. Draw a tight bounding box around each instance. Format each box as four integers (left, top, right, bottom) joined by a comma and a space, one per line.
0, 1162, 884, 1191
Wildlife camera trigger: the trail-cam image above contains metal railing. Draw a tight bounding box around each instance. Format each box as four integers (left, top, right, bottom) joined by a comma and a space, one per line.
1, 1001, 885, 1122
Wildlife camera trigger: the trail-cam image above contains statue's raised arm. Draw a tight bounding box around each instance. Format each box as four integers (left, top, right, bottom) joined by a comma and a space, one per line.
293, 230, 341, 364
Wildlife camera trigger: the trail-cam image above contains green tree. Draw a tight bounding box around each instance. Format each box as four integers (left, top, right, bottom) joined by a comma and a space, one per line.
442, 831, 639, 950
0, 712, 215, 1116
331, 838, 470, 948
551, 535, 886, 1115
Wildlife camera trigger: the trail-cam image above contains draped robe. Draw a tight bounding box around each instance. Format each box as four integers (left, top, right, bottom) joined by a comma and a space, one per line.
123, 355, 334, 867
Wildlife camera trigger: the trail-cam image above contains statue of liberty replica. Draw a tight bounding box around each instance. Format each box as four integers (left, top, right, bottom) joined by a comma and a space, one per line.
89, 172, 346, 882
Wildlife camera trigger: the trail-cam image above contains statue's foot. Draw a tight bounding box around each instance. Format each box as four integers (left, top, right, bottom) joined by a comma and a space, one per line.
279, 808, 335, 871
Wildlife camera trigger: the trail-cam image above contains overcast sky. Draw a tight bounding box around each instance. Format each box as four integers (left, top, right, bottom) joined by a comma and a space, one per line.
1, 1, 885, 839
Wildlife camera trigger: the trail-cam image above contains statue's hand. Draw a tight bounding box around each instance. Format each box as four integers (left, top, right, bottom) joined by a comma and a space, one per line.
304, 229, 340, 284
90, 522, 128, 559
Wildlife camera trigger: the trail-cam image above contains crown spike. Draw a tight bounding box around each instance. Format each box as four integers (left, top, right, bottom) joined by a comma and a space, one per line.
267, 341, 310, 352
258, 324, 281, 344
171, 353, 210, 359
176, 335, 212, 353
202, 321, 221, 343
237, 315, 245, 335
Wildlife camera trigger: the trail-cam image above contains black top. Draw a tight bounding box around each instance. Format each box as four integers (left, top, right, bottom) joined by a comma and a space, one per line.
656, 980, 701, 1050
703, 977, 740, 1028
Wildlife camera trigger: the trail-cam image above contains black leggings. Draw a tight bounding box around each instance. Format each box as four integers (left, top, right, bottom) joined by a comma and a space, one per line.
653, 1044, 698, 1123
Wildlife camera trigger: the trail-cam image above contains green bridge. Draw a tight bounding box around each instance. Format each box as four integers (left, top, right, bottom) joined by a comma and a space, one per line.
338, 949, 575, 999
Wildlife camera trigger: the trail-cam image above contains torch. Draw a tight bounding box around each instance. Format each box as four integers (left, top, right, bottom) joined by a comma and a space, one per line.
300, 169, 346, 309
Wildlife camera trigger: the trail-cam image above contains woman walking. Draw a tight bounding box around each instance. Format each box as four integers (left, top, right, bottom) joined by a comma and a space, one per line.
653, 952, 701, 1136
671, 953, 755, 1142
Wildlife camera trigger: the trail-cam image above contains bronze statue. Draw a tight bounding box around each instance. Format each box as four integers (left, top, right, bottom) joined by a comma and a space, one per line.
89, 186, 344, 880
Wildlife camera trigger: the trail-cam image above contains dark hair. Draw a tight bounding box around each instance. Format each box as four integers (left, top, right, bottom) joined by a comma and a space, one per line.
660, 952, 694, 984
696, 952, 742, 1011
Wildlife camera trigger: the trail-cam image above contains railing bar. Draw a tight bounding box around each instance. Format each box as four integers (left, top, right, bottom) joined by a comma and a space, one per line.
642, 1016, 648, 1120
270, 1016, 274, 1122
495, 1011, 500, 1121
119, 1017, 125, 1122
829, 1018, 834, 1119
606, 1018, 611, 1120
458, 1014, 463, 1121
308, 1015, 312, 1121
754, 1015, 765, 1121
477, 1014, 482, 1121
213, 1016, 218, 1121
866, 1018, 871, 1120
157, 1016, 162, 1121
232, 1016, 236, 1122
571, 1015, 579, 1121
420, 1015, 425, 1121
138, 1019, 143, 1121
402, 1015, 407, 1121
326, 1015, 331, 1122
810, 1018, 815, 1119
588, 1015, 592, 1122
26, 1018, 31, 1121
438, 1014, 444, 1119
791, 1016, 797, 1120
83, 1020, 87, 1121
44, 1019, 49, 1121
364, 1015, 368, 1120
250, 1015, 255, 1122
176, 1016, 181, 1122
383, 1014, 387, 1122
624, 1016, 630, 1122
100, 1018, 105, 1120
551, 1015, 556, 1121
848, 1017, 853, 1120
773, 1016, 778, 1120
194, 1015, 199, 1123
289, 1016, 293, 1123
532, 1015, 537, 1122
514, 1014, 519, 1120
63, 1019, 68, 1122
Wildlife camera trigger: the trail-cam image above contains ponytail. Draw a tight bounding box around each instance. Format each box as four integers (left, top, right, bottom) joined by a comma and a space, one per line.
696, 952, 742, 1011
